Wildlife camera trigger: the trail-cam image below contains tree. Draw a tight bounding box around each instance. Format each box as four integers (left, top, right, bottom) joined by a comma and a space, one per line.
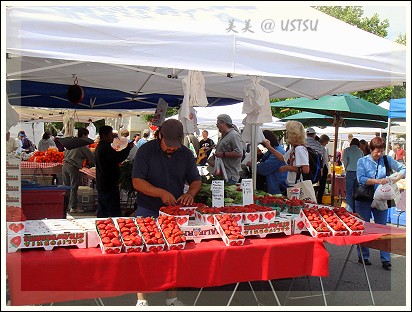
313, 6, 405, 104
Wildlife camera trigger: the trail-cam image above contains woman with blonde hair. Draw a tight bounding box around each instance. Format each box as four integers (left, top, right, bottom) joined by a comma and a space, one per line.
279, 121, 310, 186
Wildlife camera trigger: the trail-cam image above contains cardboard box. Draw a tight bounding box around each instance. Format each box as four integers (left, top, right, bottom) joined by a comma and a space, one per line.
213, 215, 245, 246
7, 225, 86, 253
194, 211, 218, 226
242, 218, 292, 238
279, 212, 306, 234
180, 220, 220, 243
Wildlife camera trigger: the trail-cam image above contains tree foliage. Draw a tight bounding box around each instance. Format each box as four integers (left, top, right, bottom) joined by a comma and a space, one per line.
312, 6, 405, 103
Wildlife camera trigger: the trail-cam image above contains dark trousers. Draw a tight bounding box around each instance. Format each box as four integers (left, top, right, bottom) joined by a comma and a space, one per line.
97, 189, 122, 218
316, 165, 328, 204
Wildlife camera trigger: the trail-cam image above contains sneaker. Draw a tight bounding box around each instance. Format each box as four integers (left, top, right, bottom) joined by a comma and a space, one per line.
382, 261, 392, 270
136, 300, 149, 306
166, 300, 184, 306
358, 257, 372, 265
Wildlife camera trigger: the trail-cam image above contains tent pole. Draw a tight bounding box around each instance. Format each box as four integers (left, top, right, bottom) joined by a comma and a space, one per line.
251, 124, 257, 191
331, 122, 339, 207
385, 117, 392, 154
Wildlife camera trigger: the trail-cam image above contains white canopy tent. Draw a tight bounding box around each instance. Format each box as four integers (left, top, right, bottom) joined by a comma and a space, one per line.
170, 102, 285, 131
6, 5, 405, 104
5, 4, 406, 189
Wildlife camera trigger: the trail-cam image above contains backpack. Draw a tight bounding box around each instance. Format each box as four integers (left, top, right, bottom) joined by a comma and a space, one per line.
298, 146, 323, 184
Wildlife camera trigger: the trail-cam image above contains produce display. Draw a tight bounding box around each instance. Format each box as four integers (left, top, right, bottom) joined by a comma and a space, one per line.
300, 207, 332, 237
135, 217, 165, 252
96, 218, 122, 254
26, 147, 64, 163
8, 190, 374, 254
214, 214, 245, 246
157, 215, 187, 250
116, 217, 144, 253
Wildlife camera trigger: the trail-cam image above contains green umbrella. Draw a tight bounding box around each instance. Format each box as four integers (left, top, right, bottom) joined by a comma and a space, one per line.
280, 111, 395, 129
272, 94, 389, 206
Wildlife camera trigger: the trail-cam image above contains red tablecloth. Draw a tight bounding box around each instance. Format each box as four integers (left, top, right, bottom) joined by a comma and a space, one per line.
323, 222, 406, 246
20, 161, 63, 175
6, 234, 328, 306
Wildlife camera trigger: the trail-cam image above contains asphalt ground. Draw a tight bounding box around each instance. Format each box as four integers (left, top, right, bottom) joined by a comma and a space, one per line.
5, 210, 409, 310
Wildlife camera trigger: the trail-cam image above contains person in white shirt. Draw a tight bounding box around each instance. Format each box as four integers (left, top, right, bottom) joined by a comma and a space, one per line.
387, 144, 396, 158
279, 121, 309, 186
6, 131, 18, 154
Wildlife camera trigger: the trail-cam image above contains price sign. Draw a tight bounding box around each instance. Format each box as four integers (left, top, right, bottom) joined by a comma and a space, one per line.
211, 180, 224, 207
242, 179, 253, 205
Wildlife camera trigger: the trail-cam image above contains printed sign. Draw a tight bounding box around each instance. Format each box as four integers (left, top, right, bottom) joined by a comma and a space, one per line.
211, 180, 224, 207
242, 179, 253, 205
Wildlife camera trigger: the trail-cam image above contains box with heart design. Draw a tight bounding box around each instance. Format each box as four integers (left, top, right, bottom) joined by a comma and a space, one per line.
242, 211, 262, 224
7, 229, 87, 253
7, 221, 26, 234
278, 213, 307, 234
213, 214, 245, 246
194, 211, 219, 226
157, 215, 186, 251
180, 220, 221, 243
159, 210, 190, 226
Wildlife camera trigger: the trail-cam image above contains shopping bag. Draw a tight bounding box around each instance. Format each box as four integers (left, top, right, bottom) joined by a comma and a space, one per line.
287, 180, 317, 203
207, 154, 216, 167
214, 157, 228, 181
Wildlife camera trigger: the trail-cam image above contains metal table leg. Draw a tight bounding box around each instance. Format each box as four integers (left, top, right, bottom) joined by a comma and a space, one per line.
333, 244, 375, 305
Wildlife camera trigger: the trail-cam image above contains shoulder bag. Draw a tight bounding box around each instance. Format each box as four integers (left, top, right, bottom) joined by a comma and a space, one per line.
354, 162, 378, 202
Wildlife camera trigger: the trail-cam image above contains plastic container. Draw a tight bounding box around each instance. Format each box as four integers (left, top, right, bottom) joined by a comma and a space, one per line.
21, 185, 71, 220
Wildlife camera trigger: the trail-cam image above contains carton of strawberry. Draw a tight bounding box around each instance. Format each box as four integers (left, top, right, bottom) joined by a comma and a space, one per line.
285, 198, 305, 214
213, 214, 245, 246
157, 215, 186, 250
318, 207, 350, 236
95, 218, 123, 254
135, 216, 165, 252
299, 207, 332, 238
219, 206, 243, 223
332, 207, 365, 236
115, 217, 144, 253
195, 206, 222, 225
159, 206, 190, 226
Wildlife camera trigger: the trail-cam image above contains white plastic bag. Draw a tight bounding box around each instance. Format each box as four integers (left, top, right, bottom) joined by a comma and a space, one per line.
373, 181, 396, 201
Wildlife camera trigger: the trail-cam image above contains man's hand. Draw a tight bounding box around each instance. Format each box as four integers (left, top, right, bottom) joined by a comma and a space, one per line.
160, 191, 177, 206
177, 193, 195, 206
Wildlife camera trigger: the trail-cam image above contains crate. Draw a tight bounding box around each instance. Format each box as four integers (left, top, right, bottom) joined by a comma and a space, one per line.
77, 186, 97, 212
392, 209, 406, 227
21, 174, 54, 186
22, 185, 71, 220
322, 195, 339, 205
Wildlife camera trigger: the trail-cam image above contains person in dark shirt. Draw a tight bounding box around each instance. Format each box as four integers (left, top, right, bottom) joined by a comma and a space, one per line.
197, 130, 215, 165
95, 125, 134, 217
132, 119, 201, 307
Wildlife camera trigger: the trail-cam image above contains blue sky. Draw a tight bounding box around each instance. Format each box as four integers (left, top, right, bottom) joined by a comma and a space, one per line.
362, 5, 408, 41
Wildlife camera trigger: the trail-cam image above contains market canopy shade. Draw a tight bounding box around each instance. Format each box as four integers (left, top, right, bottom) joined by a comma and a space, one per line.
280, 111, 394, 129
272, 93, 390, 206
6, 5, 406, 111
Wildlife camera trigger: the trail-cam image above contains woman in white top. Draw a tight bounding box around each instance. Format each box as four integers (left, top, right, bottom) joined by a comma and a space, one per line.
279, 121, 310, 186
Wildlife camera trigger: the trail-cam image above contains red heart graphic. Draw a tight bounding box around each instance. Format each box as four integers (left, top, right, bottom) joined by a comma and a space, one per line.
10, 236, 21, 248
207, 215, 214, 223
264, 212, 275, 220
177, 217, 188, 225
247, 214, 258, 222
297, 221, 304, 229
